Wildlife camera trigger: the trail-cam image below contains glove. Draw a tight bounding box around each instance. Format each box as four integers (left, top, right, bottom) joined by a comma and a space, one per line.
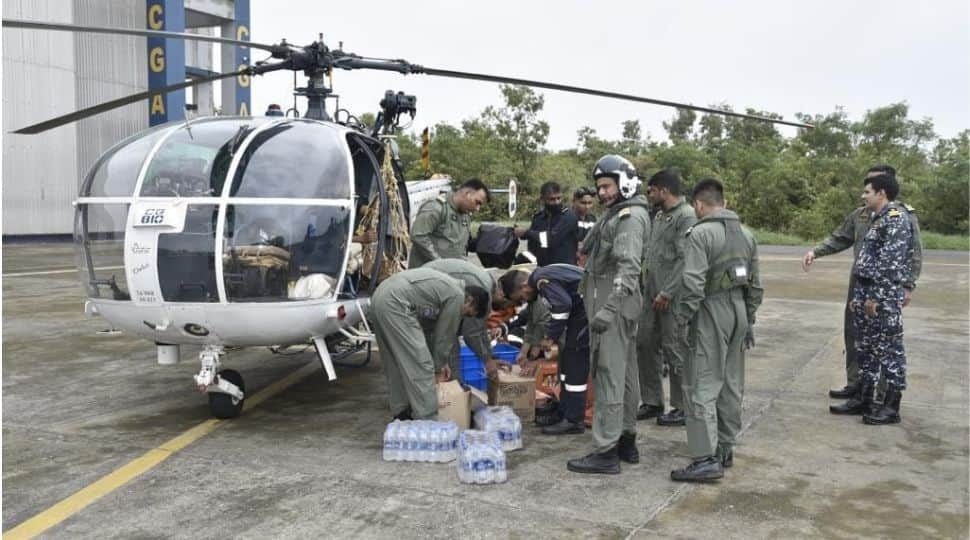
590, 305, 616, 334
744, 328, 755, 350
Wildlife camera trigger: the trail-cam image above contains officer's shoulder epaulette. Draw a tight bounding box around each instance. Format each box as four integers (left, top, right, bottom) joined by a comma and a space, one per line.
536, 278, 550, 290
435, 194, 447, 203
902, 203, 916, 213
617, 208, 632, 219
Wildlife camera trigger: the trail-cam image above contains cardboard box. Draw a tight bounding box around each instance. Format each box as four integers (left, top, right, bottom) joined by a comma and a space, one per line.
488, 366, 536, 423
437, 380, 489, 429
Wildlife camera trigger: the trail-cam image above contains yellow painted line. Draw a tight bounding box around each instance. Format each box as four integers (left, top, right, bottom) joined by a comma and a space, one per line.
3, 361, 323, 539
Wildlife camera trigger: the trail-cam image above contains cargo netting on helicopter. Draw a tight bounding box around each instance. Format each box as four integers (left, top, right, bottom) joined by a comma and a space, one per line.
355, 141, 410, 289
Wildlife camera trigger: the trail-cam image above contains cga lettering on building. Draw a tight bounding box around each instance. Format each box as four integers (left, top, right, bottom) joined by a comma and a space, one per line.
146, 0, 250, 125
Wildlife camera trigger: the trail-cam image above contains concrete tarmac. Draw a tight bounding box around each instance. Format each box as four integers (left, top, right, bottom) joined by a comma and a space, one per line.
3, 243, 968, 538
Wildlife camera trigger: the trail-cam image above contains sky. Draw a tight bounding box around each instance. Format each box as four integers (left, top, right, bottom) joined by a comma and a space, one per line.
246, 0, 969, 150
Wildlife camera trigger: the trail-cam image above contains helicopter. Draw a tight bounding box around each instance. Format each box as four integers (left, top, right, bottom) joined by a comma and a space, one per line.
2, 18, 813, 420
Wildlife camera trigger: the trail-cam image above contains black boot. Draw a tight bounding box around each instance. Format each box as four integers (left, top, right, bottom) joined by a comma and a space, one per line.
829, 381, 874, 415
863, 388, 902, 425
567, 447, 621, 474
637, 403, 665, 420
657, 408, 686, 426
392, 407, 412, 421
670, 456, 724, 482
617, 432, 639, 464
717, 444, 733, 468
541, 419, 585, 435
829, 381, 860, 399
535, 412, 561, 427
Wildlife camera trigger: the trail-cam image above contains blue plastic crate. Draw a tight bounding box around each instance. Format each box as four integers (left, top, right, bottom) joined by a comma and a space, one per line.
463, 375, 488, 391
492, 343, 519, 364
458, 343, 521, 391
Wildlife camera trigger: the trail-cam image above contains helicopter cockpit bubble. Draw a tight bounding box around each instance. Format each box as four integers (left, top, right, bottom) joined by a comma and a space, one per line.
75, 117, 359, 311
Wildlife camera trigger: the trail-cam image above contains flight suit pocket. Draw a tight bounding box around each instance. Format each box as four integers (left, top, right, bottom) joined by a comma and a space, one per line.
619, 292, 642, 320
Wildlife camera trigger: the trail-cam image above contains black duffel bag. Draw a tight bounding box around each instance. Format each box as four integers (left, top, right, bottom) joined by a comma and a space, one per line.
474, 224, 518, 269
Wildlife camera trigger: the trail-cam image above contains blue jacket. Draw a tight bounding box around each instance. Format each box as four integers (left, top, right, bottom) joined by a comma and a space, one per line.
528, 264, 584, 342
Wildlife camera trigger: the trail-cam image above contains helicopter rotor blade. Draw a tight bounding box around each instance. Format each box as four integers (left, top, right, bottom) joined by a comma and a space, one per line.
419, 67, 813, 129
1, 18, 289, 54
11, 66, 274, 134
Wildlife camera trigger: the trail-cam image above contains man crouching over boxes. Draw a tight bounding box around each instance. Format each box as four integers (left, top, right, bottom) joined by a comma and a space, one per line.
371, 268, 490, 420
500, 264, 589, 435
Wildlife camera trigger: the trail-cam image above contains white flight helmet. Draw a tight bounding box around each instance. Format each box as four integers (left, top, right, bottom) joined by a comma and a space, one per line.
592, 154, 640, 199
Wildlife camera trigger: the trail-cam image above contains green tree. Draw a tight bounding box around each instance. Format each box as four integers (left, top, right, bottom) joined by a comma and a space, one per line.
482, 85, 550, 188
662, 108, 697, 143
920, 130, 970, 234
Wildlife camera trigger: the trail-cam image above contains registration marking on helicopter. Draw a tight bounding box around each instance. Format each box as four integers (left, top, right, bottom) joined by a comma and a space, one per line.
2, 361, 321, 540
2, 265, 125, 278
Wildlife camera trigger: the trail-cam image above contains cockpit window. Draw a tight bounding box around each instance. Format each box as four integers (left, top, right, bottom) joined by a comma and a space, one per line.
229, 120, 352, 199
223, 204, 351, 302
140, 119, 264, 198
83, 124, 170, 197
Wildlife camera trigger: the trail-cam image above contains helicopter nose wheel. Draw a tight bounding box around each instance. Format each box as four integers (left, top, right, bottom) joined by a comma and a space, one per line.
208, 369, 245, 419
195, 345, 246, 419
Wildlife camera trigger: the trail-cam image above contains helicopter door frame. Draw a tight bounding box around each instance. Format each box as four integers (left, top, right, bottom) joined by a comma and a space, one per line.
123, 121, 190, 305
346, 133, 389, 296
213, 118, 287, 304
212, 118, 357, 305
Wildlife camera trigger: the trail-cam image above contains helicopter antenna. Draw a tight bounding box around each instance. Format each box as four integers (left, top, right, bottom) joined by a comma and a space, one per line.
183, 103, 197, 139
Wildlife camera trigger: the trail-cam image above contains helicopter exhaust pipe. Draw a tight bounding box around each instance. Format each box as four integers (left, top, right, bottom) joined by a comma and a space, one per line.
157, 343, 181, 365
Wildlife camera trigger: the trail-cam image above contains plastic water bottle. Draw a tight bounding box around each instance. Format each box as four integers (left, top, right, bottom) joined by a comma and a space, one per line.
473, 406, 523, 452
416, 422, 425, 461
428, 425, 437, 463
383, 422, 394, 461
495, 450, 508, 483
405, 423, 416, 461
456, 430, 507, 484
385, 420, 460, 463
448, 424, 458, 462
434, 424, 443, 464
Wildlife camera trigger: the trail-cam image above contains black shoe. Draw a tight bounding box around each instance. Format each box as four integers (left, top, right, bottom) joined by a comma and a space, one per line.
829, 382, 859, 399
541, 419, 585, 435
717, 445, 734, 468
637, 404, 665, 420
829, 381, 874, 415
536, 399, 559, 416
671, 457, 724, 482
863, 389, 902, 425
534, 413, 561, 427
567, 447, 620, 474
657, 408, 686, 426
617, 432, 639, 464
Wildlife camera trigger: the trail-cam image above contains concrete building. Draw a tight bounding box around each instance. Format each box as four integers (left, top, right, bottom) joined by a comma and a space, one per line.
2, 0, 250, 237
